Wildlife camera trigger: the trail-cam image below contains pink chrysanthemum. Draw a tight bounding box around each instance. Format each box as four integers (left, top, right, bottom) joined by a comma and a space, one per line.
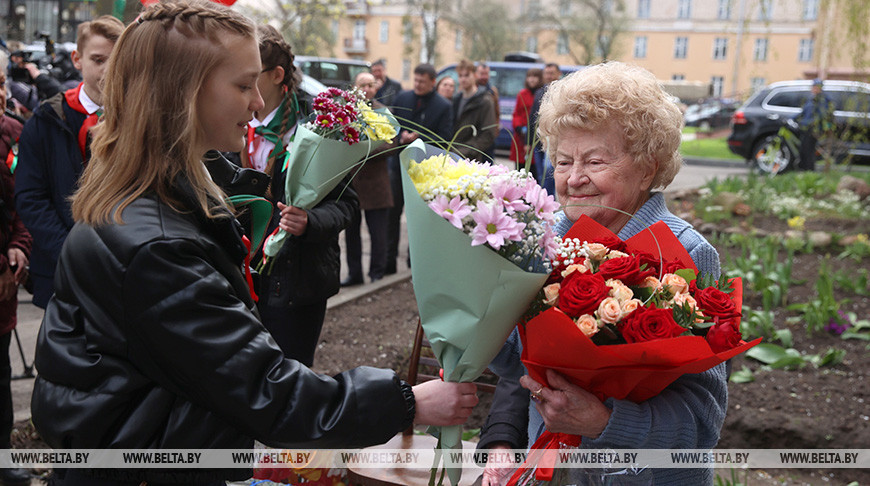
428, 195, 472, 229
490, 179, 530, 214
525, 183, 560, 222
470, 203, 525, 250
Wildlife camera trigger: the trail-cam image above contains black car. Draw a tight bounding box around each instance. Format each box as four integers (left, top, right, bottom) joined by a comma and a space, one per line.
684, 99, 738, 131
727, 80, 870, 173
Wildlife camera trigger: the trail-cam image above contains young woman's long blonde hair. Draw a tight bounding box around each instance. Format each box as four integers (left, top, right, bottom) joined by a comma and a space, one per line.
71, 0, 256, 225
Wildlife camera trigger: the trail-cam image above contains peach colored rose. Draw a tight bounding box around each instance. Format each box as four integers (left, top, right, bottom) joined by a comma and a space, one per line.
661, 273, 689, 295
584, 243, 609, 261
575, 314, 600, 337
605, 250, 629, 260
639, 276, 662, 290
621, 298, 643, 315
673, 293, 705, 322
606, 279, 634, 302
561, 263, 589, 278
596, 297, 623, 324
543, 283, 561, 307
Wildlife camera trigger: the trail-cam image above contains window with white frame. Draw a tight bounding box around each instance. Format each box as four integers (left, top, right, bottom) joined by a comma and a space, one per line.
803, 0, 819, 20
672, 74, 686, 81
674, 36, 688, 59
713, 37, 727, 60
402, 60, 411, 81
455, 29, 462, 51
527, 35, 538, 53
754, 38, 769, 61
677, 0, 692, 19
557, 32, 569, 55
717, 0, 731, 19
353, 20, 366, 40
758, 0, 772, 21
637, 0, 650, 18
711, 76, 724, 97
798, 38, 814, 62
559, 0, 570, 16
379, 21, 389, 43
751, 77, 766, 93
402, 20, 412, 43
633, 36, 647, 58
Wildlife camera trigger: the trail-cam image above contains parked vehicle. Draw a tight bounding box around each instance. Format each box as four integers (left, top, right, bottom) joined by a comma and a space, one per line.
294, 56, 371, 89
727, 80, 870, 173
684, 99, 738, 131
436, 61, 583, 151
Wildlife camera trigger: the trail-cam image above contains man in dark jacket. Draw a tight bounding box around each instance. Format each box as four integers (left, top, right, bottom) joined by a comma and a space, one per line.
372, 59, 403, 107
530, 63, 561, 194
385, 63, 453, 275
13, 16, 123, 308
453, 60, 497, 160
795, 78, 834, 171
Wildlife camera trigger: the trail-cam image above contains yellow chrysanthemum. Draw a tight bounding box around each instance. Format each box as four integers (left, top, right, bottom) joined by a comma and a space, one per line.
408, 155, 491, 200
787, 216, 806, 230
357, 102, 398, 141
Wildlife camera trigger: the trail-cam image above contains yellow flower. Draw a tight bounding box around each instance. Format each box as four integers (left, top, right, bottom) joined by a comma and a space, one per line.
787, 216, 806, 230
357, 102, 397, 141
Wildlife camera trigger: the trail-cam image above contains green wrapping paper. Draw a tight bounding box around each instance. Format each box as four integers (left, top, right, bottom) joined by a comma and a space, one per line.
399, 140, 549, 485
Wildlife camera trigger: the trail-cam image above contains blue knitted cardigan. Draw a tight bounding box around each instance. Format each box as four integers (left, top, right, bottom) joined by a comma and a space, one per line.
489, 192, 727, 485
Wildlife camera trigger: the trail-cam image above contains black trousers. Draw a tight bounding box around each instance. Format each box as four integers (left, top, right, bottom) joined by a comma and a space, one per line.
345, 207, 390, 281
386, 154, 404, 273
258, 300, 327, 368
799, 129, 817, 171
0, 331, 11, 449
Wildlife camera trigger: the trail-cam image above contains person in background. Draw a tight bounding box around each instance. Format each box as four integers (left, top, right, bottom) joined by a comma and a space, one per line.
529, 62, 561, 194
475, 61, 500, 161
436, 76, 456, 102
386, 63, 452, 275
451, 59, 497, 160
0, 69, 33, 486
795, 78, 834, 171
341, 71, 394, 286
31, 3, 478, 484
480, 62, 724, 486
509, 67, 543, 174
14, 15, 124, 309
371, 59, 402, 107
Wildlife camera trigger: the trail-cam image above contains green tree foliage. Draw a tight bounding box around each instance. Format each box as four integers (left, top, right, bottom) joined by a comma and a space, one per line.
538, 0, 630, 65
239, 0, 344, 57
447, 0, 520, 62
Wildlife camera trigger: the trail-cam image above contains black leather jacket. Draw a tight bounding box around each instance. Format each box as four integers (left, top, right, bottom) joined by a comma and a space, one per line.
31, 179, 412, 484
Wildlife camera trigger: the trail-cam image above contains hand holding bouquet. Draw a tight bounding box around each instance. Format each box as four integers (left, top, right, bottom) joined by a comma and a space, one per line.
259, 87, 397, 272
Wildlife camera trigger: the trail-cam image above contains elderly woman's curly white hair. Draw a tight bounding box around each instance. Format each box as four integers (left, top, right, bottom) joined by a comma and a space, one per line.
537, 62, 683, 190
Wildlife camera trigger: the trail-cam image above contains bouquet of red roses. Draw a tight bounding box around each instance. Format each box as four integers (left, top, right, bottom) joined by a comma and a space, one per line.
509, 215, 761, 485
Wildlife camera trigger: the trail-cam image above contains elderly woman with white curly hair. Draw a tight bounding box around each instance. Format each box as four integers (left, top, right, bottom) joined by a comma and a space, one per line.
479, 62, 726, 485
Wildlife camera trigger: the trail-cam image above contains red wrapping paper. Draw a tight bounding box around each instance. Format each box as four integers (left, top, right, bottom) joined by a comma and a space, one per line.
507, 215, 761, 484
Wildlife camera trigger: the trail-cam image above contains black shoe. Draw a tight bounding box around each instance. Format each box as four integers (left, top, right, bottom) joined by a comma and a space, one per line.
370, 275, 383, 283
341, 277, 363, 287
0, 467, 31, 486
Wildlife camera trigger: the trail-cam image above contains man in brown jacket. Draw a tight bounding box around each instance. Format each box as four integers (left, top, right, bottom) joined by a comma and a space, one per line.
451, 60, 497, 160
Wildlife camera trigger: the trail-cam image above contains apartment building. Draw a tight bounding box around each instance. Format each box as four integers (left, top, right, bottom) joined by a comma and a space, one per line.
332, 0, 866, 100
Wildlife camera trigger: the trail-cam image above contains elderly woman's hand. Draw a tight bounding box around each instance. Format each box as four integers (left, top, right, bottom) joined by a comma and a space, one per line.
519, 369, 611, 438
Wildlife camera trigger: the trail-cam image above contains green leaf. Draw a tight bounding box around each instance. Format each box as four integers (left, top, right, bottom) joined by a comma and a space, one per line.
768, 355, 807, 369
745, 343, 789, 364
817, 348, 846, 367
841, 330, 870, 341
774, 328, 793, 348
675, 268, 697, 284
462, 428, 480, 441
729, 366, 755, 383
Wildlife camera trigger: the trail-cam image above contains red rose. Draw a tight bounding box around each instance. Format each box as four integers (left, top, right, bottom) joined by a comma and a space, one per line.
590, 236, 628, 253
597, 255, 649, 286
558, 271, 609, 318
706, 318, 742, 352
693, 284, 738, 318
617, 306, 686, 343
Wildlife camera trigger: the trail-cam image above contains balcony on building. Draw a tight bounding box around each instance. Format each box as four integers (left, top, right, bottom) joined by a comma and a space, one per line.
345, 0, 369, 16
344, 37, 369, 55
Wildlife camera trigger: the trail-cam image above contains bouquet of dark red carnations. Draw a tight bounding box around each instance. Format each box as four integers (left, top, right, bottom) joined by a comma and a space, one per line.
508, 215, 761, 485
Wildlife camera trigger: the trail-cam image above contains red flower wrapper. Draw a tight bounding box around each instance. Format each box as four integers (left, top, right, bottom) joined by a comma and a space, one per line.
508, 215, 761, 484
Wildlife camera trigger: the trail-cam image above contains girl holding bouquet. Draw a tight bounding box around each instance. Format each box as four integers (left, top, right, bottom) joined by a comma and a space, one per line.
245, 25, 354, 366
30, 2, 477, 484
481, 62, 726, 485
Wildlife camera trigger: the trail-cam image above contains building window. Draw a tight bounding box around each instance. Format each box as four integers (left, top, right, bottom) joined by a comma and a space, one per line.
353, 20, 366, 40
674, 36, 688, 59
402, 60, 411, 81
527, 0, 541, 19
637, 0, 650, 18
557, 32, 569, 55
751, 77, 766, 93
379, 21, 389, 43
454, 29, 462, 51
754, 38, 769, 61
527, 35, 538, 53
677, 0, 691, 19
402, 19, 412, 44
713, 37, 727, 60
711, 75, 724, 97
803, 0, 819, 20
559, 0, 570, 16
633, 36, 647, 58
798, 38, 814, 62
672, 74, 686, 81
717, 0, 731, 19
332, 20, 339, 41
758, 0, 772, 21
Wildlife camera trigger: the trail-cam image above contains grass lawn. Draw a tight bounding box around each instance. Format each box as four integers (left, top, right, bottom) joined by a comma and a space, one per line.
680, 134, 743, 160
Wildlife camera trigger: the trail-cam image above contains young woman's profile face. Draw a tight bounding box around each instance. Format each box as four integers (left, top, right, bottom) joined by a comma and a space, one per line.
196, 35, 265, 154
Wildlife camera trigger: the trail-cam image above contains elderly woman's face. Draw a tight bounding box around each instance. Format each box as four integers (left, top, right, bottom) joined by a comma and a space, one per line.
553, 124, 655, 233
